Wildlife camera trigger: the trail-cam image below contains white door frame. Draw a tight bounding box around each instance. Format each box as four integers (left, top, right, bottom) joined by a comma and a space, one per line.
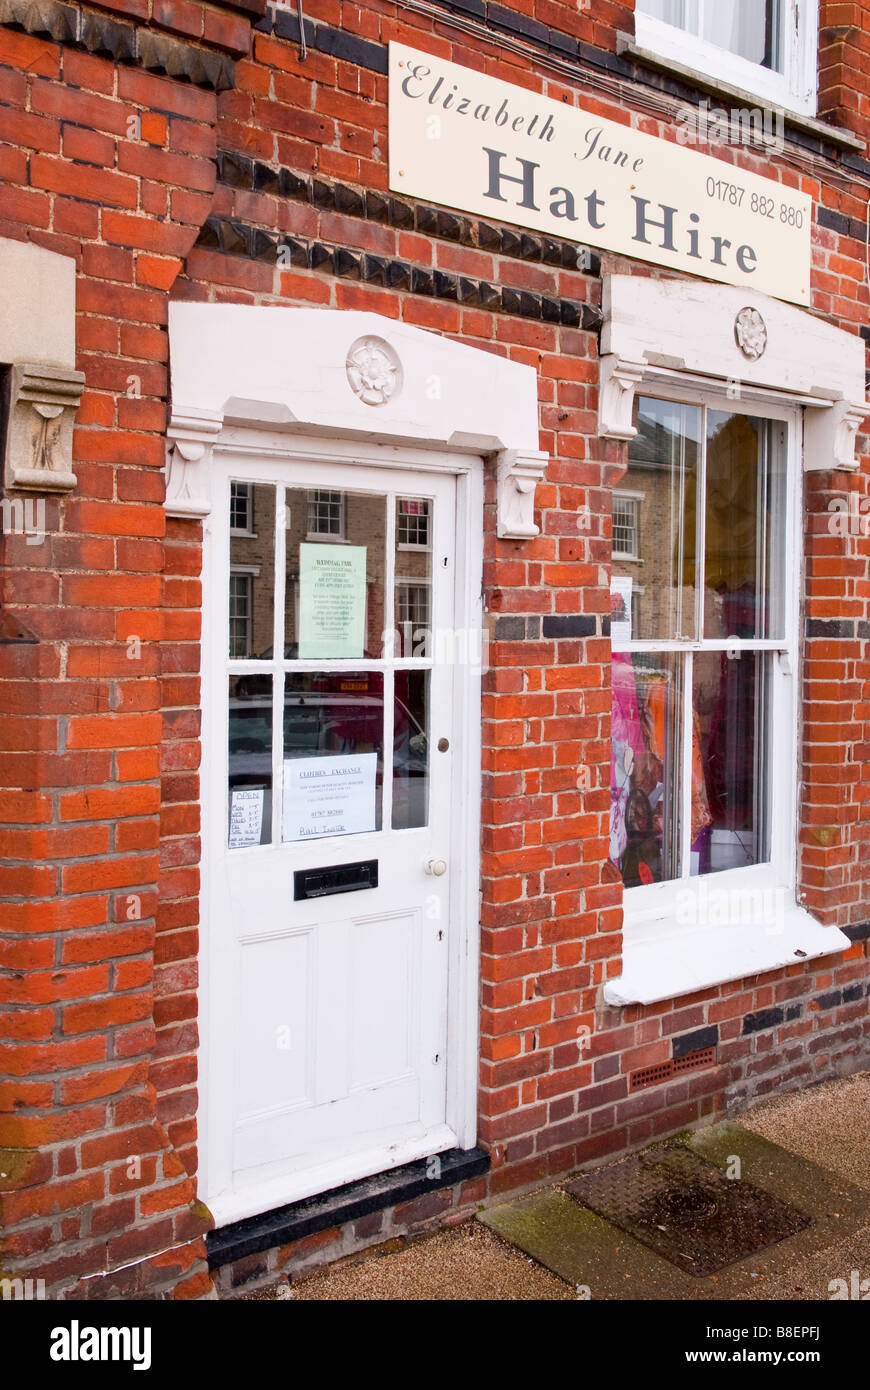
165, 305, 547, 1224
199, 431, 483, 1223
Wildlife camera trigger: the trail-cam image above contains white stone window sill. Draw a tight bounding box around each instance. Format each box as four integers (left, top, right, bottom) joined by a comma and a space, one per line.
604, 905, 851, 1007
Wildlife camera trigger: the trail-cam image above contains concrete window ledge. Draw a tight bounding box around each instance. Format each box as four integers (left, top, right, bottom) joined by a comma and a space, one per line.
616, 33, 866, 154
604, 908, 851, 1007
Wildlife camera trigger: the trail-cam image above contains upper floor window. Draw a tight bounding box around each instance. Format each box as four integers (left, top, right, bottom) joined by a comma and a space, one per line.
230, 481, 254, 535
307, 489, 346, 539
613, 494, 641, 560
397, 497, 431, 550
634, 0, 818, 118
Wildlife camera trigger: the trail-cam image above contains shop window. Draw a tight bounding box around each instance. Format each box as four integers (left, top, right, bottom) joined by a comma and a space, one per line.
397, 497, 431, 549
229, 571, 253, 658
634, 0, 818, 117
610, 392, 793, 896
307, 489, 346, 539
230, 481, 254, 535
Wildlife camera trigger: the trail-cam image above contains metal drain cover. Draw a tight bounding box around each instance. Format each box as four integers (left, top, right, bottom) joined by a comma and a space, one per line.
566, 1144, 811, 1277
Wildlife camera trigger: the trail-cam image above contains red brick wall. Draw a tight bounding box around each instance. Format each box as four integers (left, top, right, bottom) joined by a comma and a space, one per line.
0, 16, 223, 1299
1, 0, 869, 1298
818, 0, 870, 132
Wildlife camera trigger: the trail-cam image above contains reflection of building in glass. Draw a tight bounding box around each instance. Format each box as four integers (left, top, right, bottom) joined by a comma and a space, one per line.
612, 494, 639, 558
229, 484, 276, 661
307, 489, 345, 538
612, 400, 698, 641
228, 573, 252, 658
285, 489, 386, 657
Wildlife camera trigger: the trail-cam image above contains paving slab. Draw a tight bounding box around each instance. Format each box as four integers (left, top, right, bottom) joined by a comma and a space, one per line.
478, 1123, 870, 1300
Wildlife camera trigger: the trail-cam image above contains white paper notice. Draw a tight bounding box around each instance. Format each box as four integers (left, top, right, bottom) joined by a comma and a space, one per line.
610, 575, 632, 645
282, 753, 377, 842
229, 787, 264, 848
298, 543, 367, 660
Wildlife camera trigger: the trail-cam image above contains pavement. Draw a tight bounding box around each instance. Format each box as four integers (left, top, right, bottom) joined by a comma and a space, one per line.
249, 1071, 870, 1300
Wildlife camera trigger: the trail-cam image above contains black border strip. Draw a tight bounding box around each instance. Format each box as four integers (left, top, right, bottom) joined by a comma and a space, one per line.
207, 1146, 490, 1268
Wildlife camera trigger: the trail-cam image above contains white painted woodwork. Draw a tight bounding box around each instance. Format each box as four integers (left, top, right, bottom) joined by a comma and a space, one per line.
200, 442, 483, 1228
166, 305, 545, 537
599, 274, 868, 470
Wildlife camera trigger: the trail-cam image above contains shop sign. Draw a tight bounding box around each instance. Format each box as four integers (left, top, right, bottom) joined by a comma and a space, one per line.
389, 42, 812, 305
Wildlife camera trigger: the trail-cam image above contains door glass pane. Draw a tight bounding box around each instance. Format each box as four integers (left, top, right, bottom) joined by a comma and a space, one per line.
394, 496, 433, 657
704, 412, 785, 641
617, 397, 700, 642
283, 488, 387, 659
282, 671, 384, 841
228, 483, 275, 661
393, 670, 429, 829
611, 652, 682, 887
228, 675, 272, 847
692, 650, 769, 875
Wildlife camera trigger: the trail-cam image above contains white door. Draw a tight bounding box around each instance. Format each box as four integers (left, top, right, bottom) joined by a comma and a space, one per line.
204, 449, 475, 1225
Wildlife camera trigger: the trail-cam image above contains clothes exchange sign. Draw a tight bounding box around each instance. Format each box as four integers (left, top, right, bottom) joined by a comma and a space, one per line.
388, 43, 812, 306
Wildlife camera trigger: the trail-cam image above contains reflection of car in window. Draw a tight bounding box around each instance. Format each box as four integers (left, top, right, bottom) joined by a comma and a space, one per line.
228, 683, 428, 795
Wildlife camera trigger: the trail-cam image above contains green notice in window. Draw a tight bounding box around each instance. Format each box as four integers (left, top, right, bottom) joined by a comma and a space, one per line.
298, 543, 367, 659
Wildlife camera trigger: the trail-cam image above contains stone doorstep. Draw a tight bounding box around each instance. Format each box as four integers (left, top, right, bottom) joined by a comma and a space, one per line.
478, 1123, 870, 1301
206, 1147, 490, 1269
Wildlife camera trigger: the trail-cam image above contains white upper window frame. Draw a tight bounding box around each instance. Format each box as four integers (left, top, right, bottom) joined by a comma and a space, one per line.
396, 496, 432, 551
634, 0, 820, 119
305, 488, 347, 541
612, 491, 642, 560
229, 480, 255, 536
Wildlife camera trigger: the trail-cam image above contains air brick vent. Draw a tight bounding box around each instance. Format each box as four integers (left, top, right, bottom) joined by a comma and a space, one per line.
630, 1046, 717, 1091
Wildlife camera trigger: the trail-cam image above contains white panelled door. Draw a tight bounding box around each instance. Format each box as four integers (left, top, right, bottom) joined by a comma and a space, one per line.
204, 449, 473, 1225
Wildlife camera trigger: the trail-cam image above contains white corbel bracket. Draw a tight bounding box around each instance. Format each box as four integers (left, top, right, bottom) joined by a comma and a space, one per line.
598, 356, 646, 441
165, 407, 224, 518
804, 399, 868, 473
496, 448, 548, 539
3, 362, 85, 492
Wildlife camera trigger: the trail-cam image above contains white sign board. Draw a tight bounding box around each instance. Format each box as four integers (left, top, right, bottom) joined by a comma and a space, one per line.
389, 42, 812, 305
282, 753, 378, 842
229, 787, 264, 849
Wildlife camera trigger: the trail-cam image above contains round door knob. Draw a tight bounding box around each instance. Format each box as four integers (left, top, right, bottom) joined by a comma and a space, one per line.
425, 858, 447, 876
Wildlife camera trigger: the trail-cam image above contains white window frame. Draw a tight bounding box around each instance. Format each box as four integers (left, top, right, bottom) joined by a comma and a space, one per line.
634, 0, 819, 118
396, 576, 432, 628
618, 382, 798, 926
229, 480, 255, 536
598, 272, 860, 1003
396, 497, 432, 551
612, 490, 643, 560
228, 568, 254, 659
306, 488, 347, 541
